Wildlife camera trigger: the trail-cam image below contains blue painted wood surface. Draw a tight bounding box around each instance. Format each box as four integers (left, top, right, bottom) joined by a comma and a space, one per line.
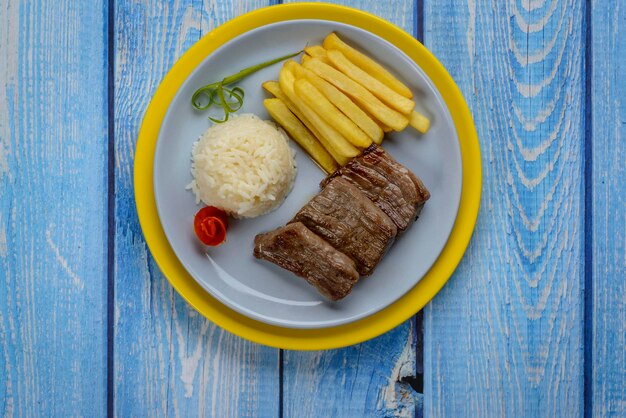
423, 1, 587, 416
1, 0, 625, 417
0, 0, 108, 416
591, 1, 626, 415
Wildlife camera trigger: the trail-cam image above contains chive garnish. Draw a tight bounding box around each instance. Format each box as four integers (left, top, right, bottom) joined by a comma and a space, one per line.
192, 49, 302, 123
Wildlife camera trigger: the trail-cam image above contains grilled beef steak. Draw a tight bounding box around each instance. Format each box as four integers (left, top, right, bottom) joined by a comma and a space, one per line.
407, 171, 430, 212
253, 222, 359, 301
322, 144, 430, 232
291, 177, 397, 276
254, 145, 430, 301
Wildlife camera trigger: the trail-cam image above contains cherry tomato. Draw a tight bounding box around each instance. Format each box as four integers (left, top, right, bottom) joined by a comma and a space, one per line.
193, 206, 229, 246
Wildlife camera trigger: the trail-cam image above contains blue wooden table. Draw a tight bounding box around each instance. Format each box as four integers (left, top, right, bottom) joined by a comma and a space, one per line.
1, 0, 625, 416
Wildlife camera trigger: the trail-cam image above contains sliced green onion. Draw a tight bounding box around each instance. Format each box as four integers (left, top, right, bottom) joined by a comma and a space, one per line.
191, 49, 302, 122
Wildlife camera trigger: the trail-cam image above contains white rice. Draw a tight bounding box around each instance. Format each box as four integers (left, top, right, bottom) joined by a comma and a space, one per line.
187, 113, 297, 218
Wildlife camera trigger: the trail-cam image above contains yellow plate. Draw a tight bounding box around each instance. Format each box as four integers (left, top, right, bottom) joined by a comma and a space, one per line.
134, 3, 481, 350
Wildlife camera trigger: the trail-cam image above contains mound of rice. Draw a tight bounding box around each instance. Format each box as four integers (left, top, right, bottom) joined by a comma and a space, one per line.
188, 114, 297, 218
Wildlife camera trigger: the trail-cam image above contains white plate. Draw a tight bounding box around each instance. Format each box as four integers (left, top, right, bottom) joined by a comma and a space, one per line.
153, 20, 462, 329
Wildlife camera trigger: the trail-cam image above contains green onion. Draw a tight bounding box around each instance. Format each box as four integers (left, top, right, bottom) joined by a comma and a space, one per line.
192, 49, 302, 122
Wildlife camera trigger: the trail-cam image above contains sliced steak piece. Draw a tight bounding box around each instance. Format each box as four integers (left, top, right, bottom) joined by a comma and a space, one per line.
291, 177, 397, 276
253, 222, 359, 301
322, 144, 430, 232
407, 170, 431, 216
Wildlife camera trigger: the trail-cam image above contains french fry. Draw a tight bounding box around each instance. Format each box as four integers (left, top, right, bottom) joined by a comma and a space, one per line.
292, 62, 307, 78
301, 54, 312, 64
304, 45, 330, 64
263, 98, 337, 173
303, 57, 409, 131
359, 107, 393, 133
279, 64, 360, 161
262, 81, 349, 166
297, 65, 383, 144
263, 80, 289, 102
294, 78, 372, 148
304, 127, 350, 167
326, 49, 415, 115
283, 60, 299, 74
323, 32, 413, 99
409, 110, 430, 134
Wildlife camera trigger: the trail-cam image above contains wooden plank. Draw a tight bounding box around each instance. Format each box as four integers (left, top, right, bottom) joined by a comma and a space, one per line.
112, 1, 280, 416
280, 2, 420, 417
283, 0, 416, 32
591, 1, 626, 416
0, 0, 107, 416
283, 325, 418, 417
423, 1, 585, 415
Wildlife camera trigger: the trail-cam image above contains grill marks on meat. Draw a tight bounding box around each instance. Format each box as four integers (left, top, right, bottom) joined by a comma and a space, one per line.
407, 171, 431, 215
253, 222, 359, 301
254, 144, 430, 301
292, 178, 397, 276
323, 145, 430, 232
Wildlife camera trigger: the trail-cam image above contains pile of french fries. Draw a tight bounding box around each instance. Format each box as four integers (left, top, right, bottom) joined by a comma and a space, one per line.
263, 32, 430, 173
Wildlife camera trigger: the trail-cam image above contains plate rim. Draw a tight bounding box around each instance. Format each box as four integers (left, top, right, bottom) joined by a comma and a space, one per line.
134, 2, 482, 350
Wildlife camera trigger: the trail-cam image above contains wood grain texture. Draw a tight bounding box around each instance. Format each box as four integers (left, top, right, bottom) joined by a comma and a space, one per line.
283, 325, 419, 418
5, 1, 623, 416
284, 0, 416, 32
591, 1, 626, 416
113, 1, 279, 417
0, 0, 107, 416
281, 2, 420, 417
423, 0, 585, 416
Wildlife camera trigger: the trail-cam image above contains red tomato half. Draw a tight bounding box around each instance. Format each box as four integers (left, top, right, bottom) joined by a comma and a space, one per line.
193, 206, 229, 246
